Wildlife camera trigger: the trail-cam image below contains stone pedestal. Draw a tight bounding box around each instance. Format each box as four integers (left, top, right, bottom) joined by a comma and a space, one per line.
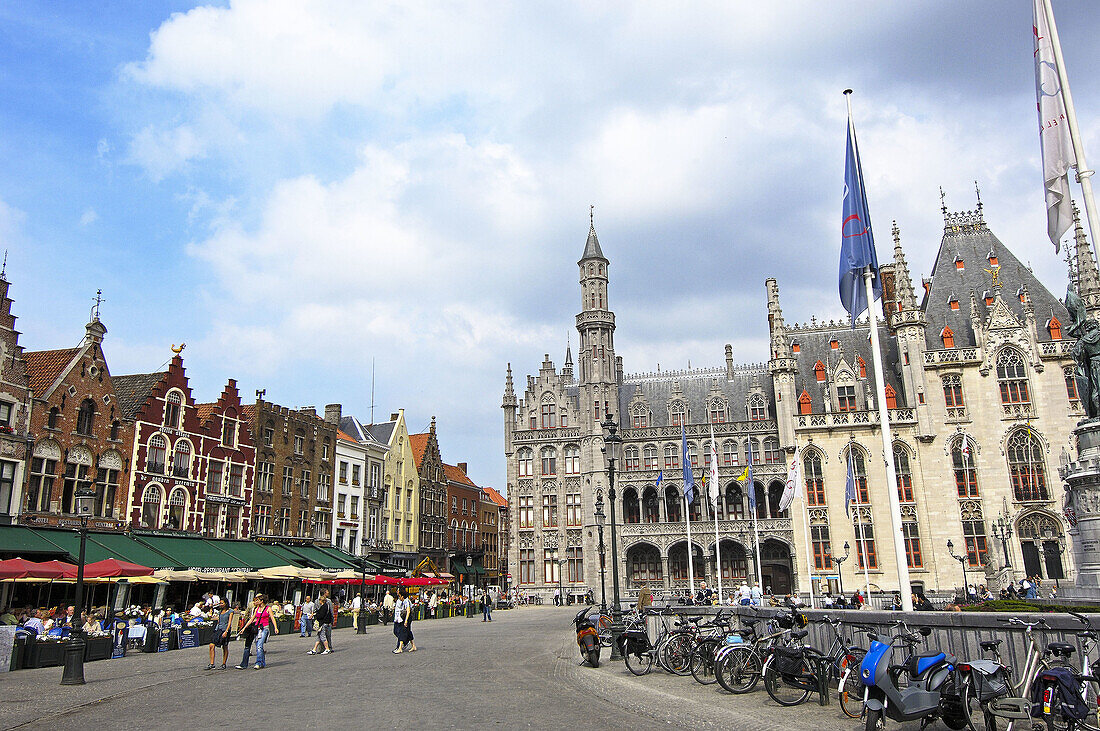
1059, 420, 1100, 600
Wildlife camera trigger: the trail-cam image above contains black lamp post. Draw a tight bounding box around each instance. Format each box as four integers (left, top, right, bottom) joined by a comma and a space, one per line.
466, 555, 473, 618
830, 541, 850, 598
357, 556, 369, 634
947, 539, 968, 598
594, 490, 607, 612
990, 513, 1013, 568
61, 485, 96, 686
601, 413, 623, 660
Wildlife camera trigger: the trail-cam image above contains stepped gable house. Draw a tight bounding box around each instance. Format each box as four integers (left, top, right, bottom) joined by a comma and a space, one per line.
248, 395, 336, 544
194, 379, 256, 539
0, 271, 32, 524
22, 310, 132, 530
409, 419, 447, 569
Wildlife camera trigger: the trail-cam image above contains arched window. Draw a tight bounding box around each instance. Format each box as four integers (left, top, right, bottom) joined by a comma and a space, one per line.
722, 441, 738, 466
804, 449, 825, 506
642, 487, 660, 523
743, 438, 760, 466
942, 375, 964, 408
845, 446, 869, 504
1065, 366, 1080, 405
669, 401, 686, 427
643, 445, 659, 470
767, 481, 786, 518
798, 390, 812, 415
724, 484, 744, 520
893, 445, 913, 502
450, 519, 458, 546
664, 444, 679, 470
172, 440, 192, 478
708, 400, 727, 424
623, 488, 640, 524
76, 399, 96, 436
996, 348, 1030, 405
166, 488, 187, 530
951, 436, 979, 497
814, 361, 826, 382
941, 326, 955, 348
763, 438, 780, 465
146, 435, 167, 474
884, 384, 898, 410
1008, 429, 1048, 502
665, 486, 682, 522
540, 446, 556, 475
517, 448, 533, 477
164, 391, 182, 428
141, 484, 162, 528
748, 394, 767, 421
624, 446, 640, 471
563, 444, 580, 475
628, 545, 662, 584
853, 509, 878, 569
687, 443, 699, 468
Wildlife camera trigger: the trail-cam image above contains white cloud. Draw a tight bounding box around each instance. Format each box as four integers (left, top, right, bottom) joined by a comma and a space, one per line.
79, 208, 98, 226
127, 124, 206, 181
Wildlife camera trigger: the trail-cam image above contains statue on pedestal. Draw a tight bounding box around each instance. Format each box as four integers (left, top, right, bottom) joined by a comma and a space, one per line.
1067, 286, 1100, 420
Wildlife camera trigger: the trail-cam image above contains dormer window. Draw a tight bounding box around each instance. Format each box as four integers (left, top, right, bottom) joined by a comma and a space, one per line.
857, 356, 866, 378
830, 340, 839, 350
988, 254, 998, 266
941, 326, 955, 349
1017, 288, 1026, 304
747, 394, 766, 421
814, 361, 826, 382
984, 291, 994, 307
1049, 317, 1063, 340
884, 384, 898, 409
955, 257, 964, 270
949, 298, 960, 311
792, 343, 800, 353
798, 390, 812, 415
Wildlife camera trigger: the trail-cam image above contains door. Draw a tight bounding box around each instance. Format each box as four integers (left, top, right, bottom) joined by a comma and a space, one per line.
1021, 541, 1042, 578
1042, 541, 1065, 580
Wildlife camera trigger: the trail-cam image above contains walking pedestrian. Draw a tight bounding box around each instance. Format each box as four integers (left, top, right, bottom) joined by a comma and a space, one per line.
308, 590, 334, 655
429, 591, 438, 618
300, 595, 314, 637
392, 588, 416, 653
236, 594, 278, 669
207, 599, 232, 670
553, 587, 561, 606
351, 593, 362, 630
482, 589, 493, 622
382, 589, 395, 626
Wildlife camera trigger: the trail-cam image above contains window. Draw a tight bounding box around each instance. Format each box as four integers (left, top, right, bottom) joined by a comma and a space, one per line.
1066, 366, 1080, 404
942, 375, 964, 408
858, 357, 866, 378
76, 399, 96, 436
540, 447, 556, 475
517, 448, 533, 477
529, 415, 537, 430
798, 390, 812, 415
228, 465, 243, 497
632, 411, 649, 429
27, 457, 56, 512
203, 505, 221, 537
91, 466, 117, 517
257, 461, 274, 493
146, 435, 167, 474
744, 438, 760, 466
110, 420, 120, 441
221, 409, 237, 447
352, 464, 361, 485
884, 384, 898, 410
804, 450, 825, 506
47, 406, 60, 429
848, 448, 869, 503
643, 446, 659, 470
996, 348, 1030, 405
566, 546, 583, 583
669, 402, 686, 427
543, 549, 560, 583
350, 495, 359, 518
837, 385, 857, 412
263, 426, 274, 447
664, 444, 679, 470
763, 438, 781, 465
941, 326, 955, 348
963, 519, 988, 567
748, 394, 766, 421
141, 485, 162, 528
519, 548, 535, 584
903, 521, 923, 568
462, 498, 468, 514
339, 461, 348, 483
1049, 317, 1063, 340
542, 494, 558, 527
1008, 429, 1048, 502
282, 466, 293, 495
949, 299, 960, 311
710, 402, 728, 424
688, 443, 699, 468
0, 402, 11, 427
560, 413, 568, 427
540, 400, 555, 429
624, 446, 640, 471
297, 510, 310, 537
563, 445, 580, 475
518, 496, 534, 527
811, 524, 832, 570
451, 495, 457, 512
952, 437, 979, 497
318, 472, 330, 502
293, 432, 304, 455
206, 459, 224, 495
853, 519, 878, 569
164, 392, 181, 429
722, 441, 737, 466
172, 440, 191, 478
322, 440, 330, 461
566, 492, 582, 526
814, 361, 826, 382
300, 468, 311, 498
166, 488, 187, 530
253, 504, 271, 535
893, 446, 913, 502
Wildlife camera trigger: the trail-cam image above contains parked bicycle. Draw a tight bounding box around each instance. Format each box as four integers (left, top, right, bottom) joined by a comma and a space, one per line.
714, 607, 802, 694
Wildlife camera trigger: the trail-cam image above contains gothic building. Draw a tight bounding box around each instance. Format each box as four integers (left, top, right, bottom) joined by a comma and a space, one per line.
505, 200, 1085, 602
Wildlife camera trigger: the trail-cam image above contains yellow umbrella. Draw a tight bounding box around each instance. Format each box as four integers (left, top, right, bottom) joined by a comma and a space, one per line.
126, 575, 168, 585
258, 566, 301, 580
153, 570, 201, 582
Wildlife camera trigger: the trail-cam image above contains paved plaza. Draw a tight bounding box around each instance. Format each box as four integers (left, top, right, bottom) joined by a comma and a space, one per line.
0, 607, 858, 730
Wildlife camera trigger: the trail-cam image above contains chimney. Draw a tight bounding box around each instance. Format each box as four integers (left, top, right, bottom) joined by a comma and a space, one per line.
458, 462, 468, 474
324, 403, 342, 425
300, 406, 317, 417
390, 413, 399, 421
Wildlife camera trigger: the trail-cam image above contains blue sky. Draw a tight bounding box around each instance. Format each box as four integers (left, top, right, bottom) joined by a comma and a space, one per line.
2, 1, 1099, 493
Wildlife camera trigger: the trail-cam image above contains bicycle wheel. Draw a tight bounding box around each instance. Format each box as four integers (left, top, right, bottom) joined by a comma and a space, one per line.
717, 646, 762, 694
690, 640, 720, 685
623, 645, 654, 676
661, 634, 695, 676
763, 661, 813, 707
839, 661, 867, 719
958, 676, 999, 731
597, 615, 613, 647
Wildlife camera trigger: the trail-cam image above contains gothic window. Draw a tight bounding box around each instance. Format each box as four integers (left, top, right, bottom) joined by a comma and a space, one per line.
814, 361, 826, 382
688, 443, 699, 468
709, 400, 728, 424
631, 405, 649, 429
629, 545, 662, 584
748, 394, 766, 421
669, 401, 686, 427
540, 399, 556, 429
810, 511, 831, 570
642, 487, 660, 523
941, 326, 955, 348
846, 446, 869, 503
853, 509, 878, 569
540, 446, 557, 475
763, 438, 780, 465
837, 385, 857, 412
518, 548, 534, 584
517, 448, 533, 478
950, 435, 979, 497
942, 375, 964, 408
798, 390, 812, 415
961, 504, 989, 567
622, 488, 640, 524
76, 399, 96, 436
146, 435, 167, 475
665, 485, 682, 522
893, 445, 913, 502
722, 441, 738, 466
141, 484, 162, 528
624, 446, 640, 471
902, 512, 923, 568
996, 348, 1030, 405
744, 438, 760, 465
804, 449, 826, 506
643, 445, 658, 470
1065, 366, 1080, 405
884, 384, 898, 409
166, 487, 187, 530
517, 496, 533, 528
164, 391, 182, 429
563, 444, 580, 475
1007, 429, 1048, 502
567, 545, 584, 582
703, 440, 713, 468
664, 444, 679, 470
565, 492, 582, 526
172, 440, 192, 479
723, 484, 744, 520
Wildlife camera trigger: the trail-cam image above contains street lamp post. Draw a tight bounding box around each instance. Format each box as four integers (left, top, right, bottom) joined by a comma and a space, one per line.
61, 486, 97, 686
558, 558, 567, 606
466, 555, 473, 618
991, 513, 1013, 569
947, 539, 969, 599
830, 542, 850, 598
357, 556, 369, 634
594, 490, 607, 612
601, 413, 624, 660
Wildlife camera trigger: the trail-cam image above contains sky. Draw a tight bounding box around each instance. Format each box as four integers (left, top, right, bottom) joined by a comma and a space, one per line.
2, 1, 1099, 495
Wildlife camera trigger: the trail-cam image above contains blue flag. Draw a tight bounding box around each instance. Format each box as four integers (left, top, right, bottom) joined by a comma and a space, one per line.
681, 426, 694, 504
844, 449, 857, 518
655, 470, 663, 488
747, 441, 756, 513
839, 112, 881, 327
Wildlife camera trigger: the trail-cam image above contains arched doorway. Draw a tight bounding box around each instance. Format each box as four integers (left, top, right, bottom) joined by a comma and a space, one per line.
760, 538, 793, 595
717, 539, 748, 585
641, 487, 660, 523
668, 541, 706, 589
622, 488, 640, 524
626, 543, 662, 588
1017, 512, 1066, 581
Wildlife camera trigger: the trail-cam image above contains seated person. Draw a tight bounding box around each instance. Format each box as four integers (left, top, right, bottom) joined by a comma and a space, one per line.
21, 609, 45, 636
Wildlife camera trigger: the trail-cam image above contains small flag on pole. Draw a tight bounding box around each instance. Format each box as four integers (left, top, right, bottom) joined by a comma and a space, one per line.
655, 470, 663, 488
839, 96, 881, 327
1033, 0, 1075, 251
844, 449, 857, 518
681, 425, 695, 504
708, 423, 720, 506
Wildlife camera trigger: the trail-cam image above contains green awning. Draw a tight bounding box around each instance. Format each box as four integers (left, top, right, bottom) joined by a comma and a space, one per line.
283, 544, 357, 571
34, 529, 120, 563
451, 559, 482, 577
316, 546, 362, 569
83, 532, 175, 568
133, 536, 240, 570
261, 543, 311, 566
0, 526, 75, 557
202, 539, 303, 570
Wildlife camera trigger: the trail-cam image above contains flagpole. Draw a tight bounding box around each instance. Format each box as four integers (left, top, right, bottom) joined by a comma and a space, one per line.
713, 494, 722, 604
684, 493, 696, 598
1041, 0, 1100, 258
710, 423, 723, 604
801, 488, 816, 609
749, 452, 763, 594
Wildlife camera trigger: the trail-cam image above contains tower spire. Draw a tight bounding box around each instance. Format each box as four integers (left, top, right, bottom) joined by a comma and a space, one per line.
891, 221, 917, 311
1072, 202, 1100, 315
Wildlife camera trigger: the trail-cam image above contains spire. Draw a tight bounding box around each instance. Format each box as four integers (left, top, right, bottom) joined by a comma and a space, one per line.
502, 364, 517, 408
1073, 202, 1100, 302
562, 341, 573, 381
891, 221, 916, 311
765, 278, 790, 357
580, 205, 606, 262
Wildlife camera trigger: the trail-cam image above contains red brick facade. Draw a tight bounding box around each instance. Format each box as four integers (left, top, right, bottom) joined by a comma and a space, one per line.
0, 276, 31, 523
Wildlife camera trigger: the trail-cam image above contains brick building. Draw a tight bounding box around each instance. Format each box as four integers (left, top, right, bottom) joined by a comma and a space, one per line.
0, 272, 31, 523
409, 419, 446, 569
248, 395, 336, 544
445, 461, 482, 581
480, 486, 506, 585
195, 380, 256, 538
22, 312, 132, 530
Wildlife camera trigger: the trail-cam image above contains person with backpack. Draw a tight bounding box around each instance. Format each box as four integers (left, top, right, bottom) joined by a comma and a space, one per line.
308, 590, 334, 656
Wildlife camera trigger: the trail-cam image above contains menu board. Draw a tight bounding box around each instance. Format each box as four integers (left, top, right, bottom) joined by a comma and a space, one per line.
177, 627, 198, 650
111, 620, 127, 659
157, 627, 171, 652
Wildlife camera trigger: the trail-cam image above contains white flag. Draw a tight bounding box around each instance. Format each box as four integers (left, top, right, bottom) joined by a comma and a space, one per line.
779, 447, 799, 512
1034, 0, 1074, 250
707, 422, 720, 505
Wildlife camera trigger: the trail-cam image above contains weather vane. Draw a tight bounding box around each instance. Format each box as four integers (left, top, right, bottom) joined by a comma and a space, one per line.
171, 343, 186, 355
91, 289, 105, 320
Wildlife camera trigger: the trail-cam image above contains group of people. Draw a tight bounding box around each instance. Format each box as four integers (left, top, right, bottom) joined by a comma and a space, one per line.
2, 605, 105, 635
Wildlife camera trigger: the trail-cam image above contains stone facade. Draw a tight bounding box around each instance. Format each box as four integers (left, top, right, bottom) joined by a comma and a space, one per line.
506, 202, 1087, 603
331, 406, 388, 559
0, 274, 31, 523
248, 396, 336, 544
410, 420, 447, 570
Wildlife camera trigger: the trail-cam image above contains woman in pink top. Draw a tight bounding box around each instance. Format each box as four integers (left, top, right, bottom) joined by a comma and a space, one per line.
236, 594, 279, 669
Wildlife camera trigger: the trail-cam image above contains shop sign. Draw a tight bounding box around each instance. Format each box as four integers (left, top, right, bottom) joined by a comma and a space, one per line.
205, 494, 247, 507
178, 627, 198, 650
111, 620, 127, 659
157, 629, 171, 652
20, 514, 126, 531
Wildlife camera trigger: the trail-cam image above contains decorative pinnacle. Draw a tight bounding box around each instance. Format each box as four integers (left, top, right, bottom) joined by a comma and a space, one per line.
940, 186, 947, 217
974, 180, 983, 210
590, 204, 594, 228
0, 250, 7, 279
91, 289, 105, 321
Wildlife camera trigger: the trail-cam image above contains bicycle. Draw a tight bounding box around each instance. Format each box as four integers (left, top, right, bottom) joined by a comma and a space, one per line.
762, 614, 864, 708
658, 613, 705, 676
619, 607, 677, 676
687, 611, 736, 685
714, 607, 800, 694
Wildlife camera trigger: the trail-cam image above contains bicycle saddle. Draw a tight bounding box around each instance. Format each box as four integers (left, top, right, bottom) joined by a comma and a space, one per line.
979, 639, 1002, 651
1048, 642, 1076, 657
791, 629, 809, 640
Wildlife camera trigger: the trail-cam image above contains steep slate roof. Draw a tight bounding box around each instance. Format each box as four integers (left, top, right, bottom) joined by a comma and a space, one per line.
24, 348, 79, 396
364, 421, 396, 445
580, 223, 606, 261
408, 433, 429, 469
920, 212, 1068, 349
785, 322, 905, 412
338, 415, 396, 447
617, 364, 773, 429
482, 486, 508, 507
444, 463, 477, 488
112, 372, 167, 420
